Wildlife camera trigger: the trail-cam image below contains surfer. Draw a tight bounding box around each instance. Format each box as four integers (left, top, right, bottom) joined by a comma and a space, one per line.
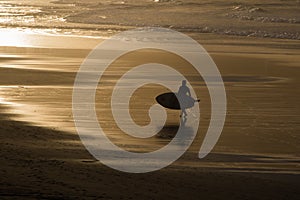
178, 80, 191, 118
155, 80, 199, 116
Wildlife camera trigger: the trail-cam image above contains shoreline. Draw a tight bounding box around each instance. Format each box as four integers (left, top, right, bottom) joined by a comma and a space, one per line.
1, 0, 299, 40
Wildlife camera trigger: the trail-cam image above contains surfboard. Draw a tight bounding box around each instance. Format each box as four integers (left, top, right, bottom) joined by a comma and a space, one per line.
155, 92, 199, 110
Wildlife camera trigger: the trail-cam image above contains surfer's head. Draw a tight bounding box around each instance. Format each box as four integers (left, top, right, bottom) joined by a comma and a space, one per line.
182, 80, 186, 86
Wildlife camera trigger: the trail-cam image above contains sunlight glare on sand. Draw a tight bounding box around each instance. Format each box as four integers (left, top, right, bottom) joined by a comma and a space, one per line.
0, 96, 16, 106
0, 29, 30, 47
0, 28, 102, 48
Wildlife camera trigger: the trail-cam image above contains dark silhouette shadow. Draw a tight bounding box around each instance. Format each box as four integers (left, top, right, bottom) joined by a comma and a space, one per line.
177, 80, 191, 118
156, 117, 191, 140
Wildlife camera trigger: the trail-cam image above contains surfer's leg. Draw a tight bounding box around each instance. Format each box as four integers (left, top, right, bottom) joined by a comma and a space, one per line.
183, 109, 187, 117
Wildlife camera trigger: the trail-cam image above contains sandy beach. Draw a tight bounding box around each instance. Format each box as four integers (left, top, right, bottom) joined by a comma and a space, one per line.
0, 0, 299, 199
0, 31, 299, 199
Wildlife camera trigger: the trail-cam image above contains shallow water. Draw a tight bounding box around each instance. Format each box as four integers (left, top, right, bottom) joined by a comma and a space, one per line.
0, 0, 299, 39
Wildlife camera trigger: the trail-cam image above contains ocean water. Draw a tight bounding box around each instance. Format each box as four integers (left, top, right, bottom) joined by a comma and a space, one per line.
0, 0, 299, 39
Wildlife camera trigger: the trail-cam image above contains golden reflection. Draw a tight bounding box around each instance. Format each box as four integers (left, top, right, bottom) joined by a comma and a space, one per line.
0, 96, 16, 105
0, 28, 29, 47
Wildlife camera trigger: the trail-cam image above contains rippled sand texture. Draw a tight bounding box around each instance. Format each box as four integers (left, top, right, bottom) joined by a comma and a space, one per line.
0, 0, 299, 39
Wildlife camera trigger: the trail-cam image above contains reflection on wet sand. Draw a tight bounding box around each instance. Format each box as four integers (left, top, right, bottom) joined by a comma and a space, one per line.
0, 32, 299, 156
0, 27, 299, 198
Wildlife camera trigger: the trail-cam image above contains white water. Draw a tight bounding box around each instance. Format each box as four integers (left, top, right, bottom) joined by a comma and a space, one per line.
0, 0, 299, 39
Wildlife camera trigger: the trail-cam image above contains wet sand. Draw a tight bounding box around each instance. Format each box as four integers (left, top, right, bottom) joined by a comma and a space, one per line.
0, 32, 300, 199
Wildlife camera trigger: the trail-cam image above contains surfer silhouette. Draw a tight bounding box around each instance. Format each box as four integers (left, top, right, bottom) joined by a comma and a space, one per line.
155, 80, 199, 116
178, 80, 191, 118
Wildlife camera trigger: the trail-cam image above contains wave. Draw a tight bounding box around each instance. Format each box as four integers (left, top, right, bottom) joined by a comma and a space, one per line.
0, 0, 299, 40
228, 4, 299, 24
